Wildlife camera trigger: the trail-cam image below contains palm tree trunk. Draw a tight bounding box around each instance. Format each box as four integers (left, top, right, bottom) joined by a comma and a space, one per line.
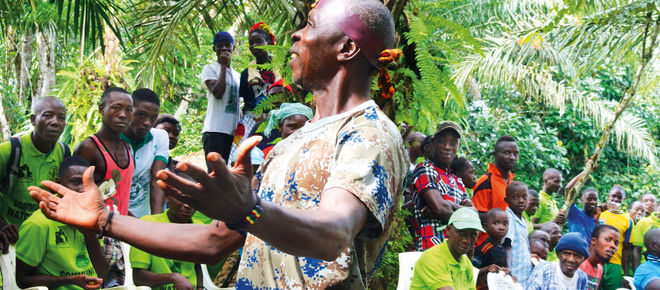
18, 31, 34, 106
561, 14, 660, 213
35, 28, 56, 98
0, 97, 11, 140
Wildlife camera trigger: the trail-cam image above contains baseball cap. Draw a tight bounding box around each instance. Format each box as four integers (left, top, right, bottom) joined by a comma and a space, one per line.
435, 121, 462, 138
448, 207, 485, 232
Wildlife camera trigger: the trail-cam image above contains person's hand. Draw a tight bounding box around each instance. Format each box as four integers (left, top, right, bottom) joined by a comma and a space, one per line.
219, 51, 231, 67
156, 136, 262, 224
72, 275, 102, 289
28, 166, 107, 232
1, 223, 18, 243
553, 212, 567, 224
420, 206, 438, 219
460, 199, 474, 207
171, 273, 194, 290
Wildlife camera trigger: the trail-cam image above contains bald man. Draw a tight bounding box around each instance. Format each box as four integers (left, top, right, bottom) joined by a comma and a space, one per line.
0, 97, 69, 250
29, 0, 408, 288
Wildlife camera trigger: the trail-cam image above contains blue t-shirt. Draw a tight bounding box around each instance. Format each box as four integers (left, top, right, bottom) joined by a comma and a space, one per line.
633, 256, 660, 290
567, 204, 597, 241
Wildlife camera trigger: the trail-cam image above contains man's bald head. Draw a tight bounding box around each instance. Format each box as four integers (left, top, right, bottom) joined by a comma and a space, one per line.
32, 96, 65, 115
529, 230, 550, 245
343, 0, 395, 49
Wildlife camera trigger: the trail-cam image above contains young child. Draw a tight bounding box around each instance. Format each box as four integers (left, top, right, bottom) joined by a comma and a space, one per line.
579, 224, 620, 290
472, 208, 510, 289
473, 208, 509, 268
524, 189, 539, 233
504, 181, 532, 285
450, 156, 477, 190
15, 157, 108, 289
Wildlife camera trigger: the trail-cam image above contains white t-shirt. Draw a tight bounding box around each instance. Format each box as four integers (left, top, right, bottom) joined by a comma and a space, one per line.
125, 128, 170, 217
554, 261, 579, 289
200, 62, 241, 134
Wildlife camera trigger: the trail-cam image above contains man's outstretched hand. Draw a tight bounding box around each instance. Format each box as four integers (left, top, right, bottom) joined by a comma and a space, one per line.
28, 166, 107, 232
156, 136, 262, 224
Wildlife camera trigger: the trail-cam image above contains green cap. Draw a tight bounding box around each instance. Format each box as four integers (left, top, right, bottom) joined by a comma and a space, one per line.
448, 207, 485, 232
435, 121, 462, 138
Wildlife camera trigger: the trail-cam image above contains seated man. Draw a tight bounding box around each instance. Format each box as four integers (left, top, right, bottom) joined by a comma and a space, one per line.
540, 222, 562, 262
15, 156, 108, 289
411, 207, 485, 290
130, 195, 202, 289
526, 232, 589, 289
633, 228, 660, 290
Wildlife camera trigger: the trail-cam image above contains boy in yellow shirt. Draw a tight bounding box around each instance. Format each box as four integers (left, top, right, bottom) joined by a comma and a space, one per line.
598, 185, 634, 289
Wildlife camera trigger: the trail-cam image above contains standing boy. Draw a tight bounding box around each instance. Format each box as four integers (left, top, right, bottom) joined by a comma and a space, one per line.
532, 169, 566, 225
15, 157, 108, 289
503, 181, 532, 285
201, 31, 241, 164
632, 199, 660, 271
579, 224, 620, 290
598, 185, 635, 289
567, 188, 600, 242
524, 189, 539, 233
122, 88, 169, 217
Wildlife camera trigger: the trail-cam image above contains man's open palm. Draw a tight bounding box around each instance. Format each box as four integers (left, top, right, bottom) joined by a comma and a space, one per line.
156, 136, 262, 223
29, 166, 106, 232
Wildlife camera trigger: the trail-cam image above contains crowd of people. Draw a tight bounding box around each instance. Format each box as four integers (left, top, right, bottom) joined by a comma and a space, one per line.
0, 0, 658, 289
405, 124, 660, 289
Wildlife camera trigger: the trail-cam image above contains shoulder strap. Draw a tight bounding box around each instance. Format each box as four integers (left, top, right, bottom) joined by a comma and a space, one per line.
59, 141, 71, 158
1, 137, 22, 192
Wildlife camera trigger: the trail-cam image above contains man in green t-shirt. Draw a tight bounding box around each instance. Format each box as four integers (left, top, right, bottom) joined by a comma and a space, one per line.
411, 208, 490, 290
15, 156, 108, 289
130, 195, 202, 289
532, 168, 566, 226
0, 97, 68, 230
632, 201, 660, 271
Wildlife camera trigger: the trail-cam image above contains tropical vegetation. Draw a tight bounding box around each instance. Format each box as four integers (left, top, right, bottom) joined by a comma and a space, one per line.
1, 0, 659, 287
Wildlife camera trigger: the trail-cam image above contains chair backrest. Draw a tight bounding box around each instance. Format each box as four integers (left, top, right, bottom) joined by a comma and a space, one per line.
396, 251, 423, 290
200, 264, 225, 290
0, 245, 17, 289
623, 276, 636, 290
120, 242, 137, 287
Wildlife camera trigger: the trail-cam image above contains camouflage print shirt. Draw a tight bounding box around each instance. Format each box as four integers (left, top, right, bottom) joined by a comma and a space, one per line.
235, 100, 408, 289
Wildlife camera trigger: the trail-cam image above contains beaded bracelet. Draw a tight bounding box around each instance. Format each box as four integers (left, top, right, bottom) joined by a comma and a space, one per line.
226, 196, 263, 230
96, 211, 114, 239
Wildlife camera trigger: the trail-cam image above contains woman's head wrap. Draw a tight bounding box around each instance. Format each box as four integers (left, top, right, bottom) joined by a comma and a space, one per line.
250, 21, 276, 44
312, 0, 401, 99
267, 79, 294, 96
264, 103, 314, 137
213, 31, 234, 46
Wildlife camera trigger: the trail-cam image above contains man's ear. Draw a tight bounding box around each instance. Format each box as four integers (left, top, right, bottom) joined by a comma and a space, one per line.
337, 37, 360, 63
30, 114, 36, 126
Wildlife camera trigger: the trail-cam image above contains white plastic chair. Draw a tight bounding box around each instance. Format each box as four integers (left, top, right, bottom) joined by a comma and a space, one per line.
200, 263, 236, 290
0, 245, 47, 290
103, 242, 150, 290
616, 276, 636, 290
396, 251, 423, 290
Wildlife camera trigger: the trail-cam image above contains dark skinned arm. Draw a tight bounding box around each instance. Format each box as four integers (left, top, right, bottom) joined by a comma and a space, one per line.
632, 245, 642, 271
84, 233, 109, 280
420, 189, 454, 225
149, 160, 167, 214
92, 215, 244, 265
133, 269, 194, 290
622, 242, 632, 276
74, 140, 104, 183
16, 259, 102, 289
204, 66, 227, 100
